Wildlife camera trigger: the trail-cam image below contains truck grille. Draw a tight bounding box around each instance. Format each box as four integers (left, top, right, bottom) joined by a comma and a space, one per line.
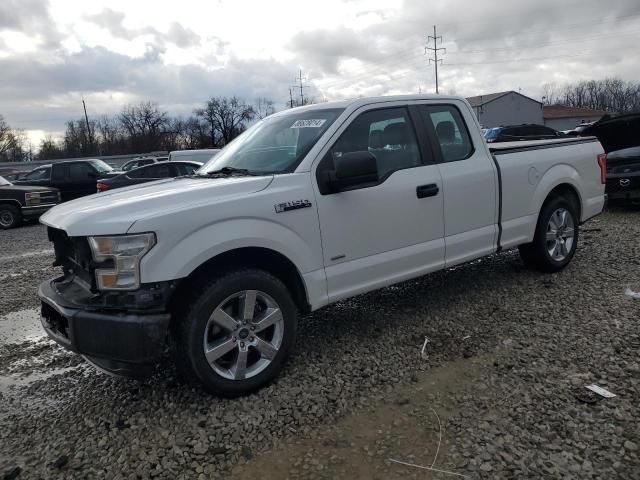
47, 227, 96, 289
29, 190, 59, 205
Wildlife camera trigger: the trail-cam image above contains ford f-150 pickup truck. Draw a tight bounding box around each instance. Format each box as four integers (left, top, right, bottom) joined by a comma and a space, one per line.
37, 95, 606, 396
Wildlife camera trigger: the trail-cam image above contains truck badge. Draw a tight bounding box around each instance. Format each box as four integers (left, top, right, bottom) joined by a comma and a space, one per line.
274, 200, 312, 213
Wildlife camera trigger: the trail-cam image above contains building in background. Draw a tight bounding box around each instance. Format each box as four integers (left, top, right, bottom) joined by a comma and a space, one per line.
466, 91, 543, 128
543, 105, 609, 131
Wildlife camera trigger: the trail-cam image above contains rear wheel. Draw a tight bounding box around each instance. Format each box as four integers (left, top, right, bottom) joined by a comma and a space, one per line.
519, 195, 579, 272
171, 269, 297, 397
0, 204, 21, 229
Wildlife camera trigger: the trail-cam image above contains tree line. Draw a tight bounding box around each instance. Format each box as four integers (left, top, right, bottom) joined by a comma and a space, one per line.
1, 96, 276, 162
542, 78, 640, 114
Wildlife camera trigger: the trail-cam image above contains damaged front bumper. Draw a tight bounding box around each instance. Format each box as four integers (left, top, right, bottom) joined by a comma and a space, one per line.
38, 276, 172, 378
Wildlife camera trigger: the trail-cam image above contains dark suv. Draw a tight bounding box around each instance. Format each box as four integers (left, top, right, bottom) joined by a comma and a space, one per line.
14, 159, 118, 202
484, 124, 565, 143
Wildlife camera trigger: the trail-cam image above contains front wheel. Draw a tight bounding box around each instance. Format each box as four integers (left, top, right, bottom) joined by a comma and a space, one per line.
171, 269, 298, 397
519, 196, 579, 272
0, 204, 21, 229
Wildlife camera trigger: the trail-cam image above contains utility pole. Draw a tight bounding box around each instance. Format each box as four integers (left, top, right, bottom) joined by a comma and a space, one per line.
82, 97, 93, 153
291, 69, 309, 106
289, 87, 294, 108
425, 25, 446, 94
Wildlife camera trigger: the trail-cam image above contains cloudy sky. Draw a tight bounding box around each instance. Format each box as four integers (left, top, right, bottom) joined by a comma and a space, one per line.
1, 0, 639, 146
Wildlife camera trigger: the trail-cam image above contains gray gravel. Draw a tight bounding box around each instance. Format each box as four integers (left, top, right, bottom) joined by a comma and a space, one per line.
1, 207, 639, 479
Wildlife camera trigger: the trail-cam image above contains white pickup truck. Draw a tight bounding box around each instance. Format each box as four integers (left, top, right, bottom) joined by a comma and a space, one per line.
38, 95, 606, 396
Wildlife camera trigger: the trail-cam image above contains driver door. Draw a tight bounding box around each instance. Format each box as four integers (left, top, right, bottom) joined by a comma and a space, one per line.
313, 105, 445, 302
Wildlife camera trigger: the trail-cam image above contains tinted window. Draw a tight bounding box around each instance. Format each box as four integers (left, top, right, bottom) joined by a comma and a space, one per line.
26, 167, 51, 180
178, 163, 199, 176
330, 107, 421, 179
134, 164, 173, 179
423, 105, 473, 162
69, 163, 96, 180
51, 165, 67, 181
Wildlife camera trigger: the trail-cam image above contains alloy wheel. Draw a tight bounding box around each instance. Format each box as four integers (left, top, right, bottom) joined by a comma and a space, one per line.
202, 290, 284, 380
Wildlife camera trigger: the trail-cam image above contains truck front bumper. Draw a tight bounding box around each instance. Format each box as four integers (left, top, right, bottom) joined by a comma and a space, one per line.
38, 277, 171, 378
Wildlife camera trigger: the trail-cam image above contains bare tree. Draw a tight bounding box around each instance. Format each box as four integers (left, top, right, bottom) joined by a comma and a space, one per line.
38, 135, 65, 160
195, 96, 255, 146
0, 115, 18, 161
557, 78, 640, 113
254, 97, 276, 119
119, 102, 169, 152
541, 83, 559, 105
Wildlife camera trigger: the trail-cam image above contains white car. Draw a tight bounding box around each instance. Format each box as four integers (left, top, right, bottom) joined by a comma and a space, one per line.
38, 95, 606, 396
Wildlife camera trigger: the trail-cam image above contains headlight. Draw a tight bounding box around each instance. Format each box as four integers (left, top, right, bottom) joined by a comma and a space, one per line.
88, 233, 156, 291
25, 192, 41, 206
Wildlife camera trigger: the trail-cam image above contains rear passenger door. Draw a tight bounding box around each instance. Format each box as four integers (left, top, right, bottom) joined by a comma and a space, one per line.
313, 105, 445, 302
417, 103, 498, 267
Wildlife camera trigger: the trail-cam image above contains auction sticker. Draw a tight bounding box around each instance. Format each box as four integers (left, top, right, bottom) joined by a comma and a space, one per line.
291, 119, 326, 128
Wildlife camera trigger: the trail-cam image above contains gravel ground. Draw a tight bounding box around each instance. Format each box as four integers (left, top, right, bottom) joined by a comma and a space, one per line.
0, 207, 639, 479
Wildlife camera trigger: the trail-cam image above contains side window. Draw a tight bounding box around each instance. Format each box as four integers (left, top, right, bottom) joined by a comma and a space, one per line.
27, 167, 51, 180
330, 107, 421, 179
179, 163, 198, 176
423, 105, 473, 162
69, 163, 96, 180
138, 164, 172, 179
51, 165, 66, 181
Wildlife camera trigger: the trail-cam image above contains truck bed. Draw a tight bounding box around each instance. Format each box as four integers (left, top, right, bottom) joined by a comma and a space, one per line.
488, 136, 600, 154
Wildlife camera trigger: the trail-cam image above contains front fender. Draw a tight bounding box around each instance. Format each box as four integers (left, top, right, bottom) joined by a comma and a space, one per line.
139, 218, 320, 283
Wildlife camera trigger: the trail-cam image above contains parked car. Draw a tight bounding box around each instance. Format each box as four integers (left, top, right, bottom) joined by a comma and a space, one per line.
3, 171, 28, 182
484, 124, 565, 143
38, 94, 605, 396
562, 122, 595, 137
13, 159, 118, 201
121, 157, 158, 172
0, 175, 60, 229
584, 113, 640, 202
168, 148, 220, 163
96, 161, 203, 192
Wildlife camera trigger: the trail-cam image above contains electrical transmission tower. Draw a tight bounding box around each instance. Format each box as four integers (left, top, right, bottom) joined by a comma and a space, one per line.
291, 69, 310, 107
425, 25, 446, 94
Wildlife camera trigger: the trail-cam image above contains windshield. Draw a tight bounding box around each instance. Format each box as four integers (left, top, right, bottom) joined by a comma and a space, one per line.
90, 159, 113, 173
0, 176, 10, 186
199, 108, 344, 174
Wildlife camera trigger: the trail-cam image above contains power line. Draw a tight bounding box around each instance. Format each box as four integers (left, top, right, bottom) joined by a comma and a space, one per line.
291, 69, 310, 106
425, 25, 445, 94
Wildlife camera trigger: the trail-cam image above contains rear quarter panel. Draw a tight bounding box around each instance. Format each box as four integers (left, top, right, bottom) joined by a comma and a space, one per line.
495, 139, 605, 248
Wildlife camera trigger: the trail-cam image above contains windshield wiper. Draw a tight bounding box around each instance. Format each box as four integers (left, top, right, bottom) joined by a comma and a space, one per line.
202, 166, 256, 177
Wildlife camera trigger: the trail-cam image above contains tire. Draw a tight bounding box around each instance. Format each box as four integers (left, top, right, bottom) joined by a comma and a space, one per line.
519, 195, 579, 272
0, 204, 21, 229
171, 269, 298, 397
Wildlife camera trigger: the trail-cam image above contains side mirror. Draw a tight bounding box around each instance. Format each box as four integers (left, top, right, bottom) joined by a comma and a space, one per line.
326, 151, 379, 192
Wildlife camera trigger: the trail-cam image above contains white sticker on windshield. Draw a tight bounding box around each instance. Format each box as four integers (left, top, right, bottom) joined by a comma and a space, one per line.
290, 119, 327, 128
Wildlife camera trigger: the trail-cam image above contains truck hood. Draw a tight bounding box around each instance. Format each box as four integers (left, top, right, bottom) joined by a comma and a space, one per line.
40, 175, 273, 236
583, 113, 640, 153
0, 185, 58, 193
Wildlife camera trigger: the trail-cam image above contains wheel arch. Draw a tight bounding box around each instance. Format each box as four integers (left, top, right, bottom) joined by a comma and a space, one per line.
169, 246, 311, 316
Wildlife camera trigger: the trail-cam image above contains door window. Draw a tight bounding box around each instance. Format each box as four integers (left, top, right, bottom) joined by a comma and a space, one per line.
69, 163, 96, 180
329, 107, 421, 180
51, 165, 67, 181
135, 163, 173, 179
423, 105, 473, 162
26, 167, 51, 180
178, 163, 199, 176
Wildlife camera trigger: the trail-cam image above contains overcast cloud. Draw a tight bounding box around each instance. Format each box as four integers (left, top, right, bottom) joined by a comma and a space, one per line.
0, 0, 638, 145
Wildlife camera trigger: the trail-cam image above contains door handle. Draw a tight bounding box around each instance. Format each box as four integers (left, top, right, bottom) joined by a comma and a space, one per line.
416, 184, 439, 198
